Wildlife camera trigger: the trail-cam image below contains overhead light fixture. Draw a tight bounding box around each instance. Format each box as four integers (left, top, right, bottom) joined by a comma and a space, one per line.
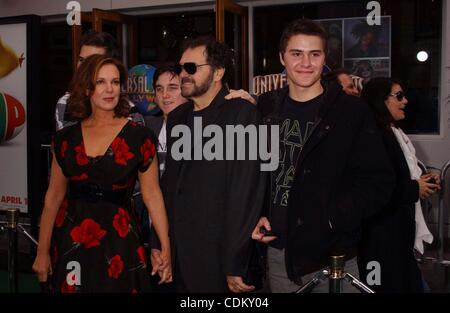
417, 51, 429, 62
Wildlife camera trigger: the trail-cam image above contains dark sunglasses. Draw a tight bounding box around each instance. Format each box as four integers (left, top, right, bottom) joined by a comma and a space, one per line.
388, 90, 405, 101
175, 62, 210, 75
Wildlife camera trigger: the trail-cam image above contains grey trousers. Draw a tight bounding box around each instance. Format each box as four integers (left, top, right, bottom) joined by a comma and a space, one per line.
267, 246, 361, 293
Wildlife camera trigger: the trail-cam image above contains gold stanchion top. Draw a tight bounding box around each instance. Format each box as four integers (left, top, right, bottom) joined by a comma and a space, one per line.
330, 255, 345, 279
6, 208, 19, 228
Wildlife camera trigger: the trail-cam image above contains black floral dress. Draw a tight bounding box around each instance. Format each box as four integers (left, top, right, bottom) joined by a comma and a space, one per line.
50, 120, 156, 293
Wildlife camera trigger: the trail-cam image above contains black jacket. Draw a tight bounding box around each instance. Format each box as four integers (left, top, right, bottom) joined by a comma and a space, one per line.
358, 128, 423, 293
161, 87, 266, 292
144, 115, 164, 136
257, 81, 395, 280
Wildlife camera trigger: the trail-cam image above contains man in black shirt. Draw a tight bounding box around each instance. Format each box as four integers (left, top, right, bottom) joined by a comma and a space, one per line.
252, 19, 395, 292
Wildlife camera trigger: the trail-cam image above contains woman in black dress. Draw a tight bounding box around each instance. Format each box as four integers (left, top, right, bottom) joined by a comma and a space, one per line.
33, 55, 171, 292
359, 77, 440, 292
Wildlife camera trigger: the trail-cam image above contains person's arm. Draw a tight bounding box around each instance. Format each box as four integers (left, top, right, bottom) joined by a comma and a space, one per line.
224, 104, 266, 292
138, 155, 172, 284
32, 155, 67, 282
225, 89, 257, 105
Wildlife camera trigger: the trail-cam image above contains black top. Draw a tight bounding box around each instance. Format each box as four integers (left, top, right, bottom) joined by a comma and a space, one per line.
159, 88, 266, 292
51, 121, 156, 292
270, 94, 322, 249
358, 128, 422, 293
257, 81, 395, 279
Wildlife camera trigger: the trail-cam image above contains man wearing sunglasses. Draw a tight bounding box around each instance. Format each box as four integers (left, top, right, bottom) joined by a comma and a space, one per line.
155, 36, 265, 293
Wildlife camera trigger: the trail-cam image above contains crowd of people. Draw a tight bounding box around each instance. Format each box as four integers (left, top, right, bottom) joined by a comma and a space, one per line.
32, 19, 439, 293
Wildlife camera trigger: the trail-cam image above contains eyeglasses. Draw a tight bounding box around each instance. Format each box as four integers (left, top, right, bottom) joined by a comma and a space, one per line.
175, 62, 210, 75
388, 90, 405, 101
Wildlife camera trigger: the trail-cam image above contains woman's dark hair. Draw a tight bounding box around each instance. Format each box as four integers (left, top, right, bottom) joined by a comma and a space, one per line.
67, 54, 129, 121
361, 77, 402, 129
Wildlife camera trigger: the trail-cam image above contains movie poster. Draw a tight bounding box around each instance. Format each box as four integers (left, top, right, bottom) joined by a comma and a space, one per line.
0, 22, 28, 212
343, 16, 391, 81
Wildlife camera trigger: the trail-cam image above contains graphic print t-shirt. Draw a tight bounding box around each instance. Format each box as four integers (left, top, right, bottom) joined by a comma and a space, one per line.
157, 120, 167, 177
270, 94, 323, 249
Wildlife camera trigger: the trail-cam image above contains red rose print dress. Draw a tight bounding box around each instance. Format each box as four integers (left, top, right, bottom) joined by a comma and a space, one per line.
50, 121, 156, 293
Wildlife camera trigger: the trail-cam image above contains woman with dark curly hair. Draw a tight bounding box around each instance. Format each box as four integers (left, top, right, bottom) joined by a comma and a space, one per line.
358, 77, 440, 293
33, 54, 172, 292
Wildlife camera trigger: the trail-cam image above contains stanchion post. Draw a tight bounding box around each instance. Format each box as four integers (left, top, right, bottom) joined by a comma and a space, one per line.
438, 160, 450, 262
6, 208, 19, 293
329, 255, 345, 293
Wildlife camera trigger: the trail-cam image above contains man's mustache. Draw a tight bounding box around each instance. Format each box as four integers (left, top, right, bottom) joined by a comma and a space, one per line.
182, 78, 194, 84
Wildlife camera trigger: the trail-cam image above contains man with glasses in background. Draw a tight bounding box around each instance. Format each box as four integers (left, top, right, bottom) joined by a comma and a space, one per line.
55, 30, 144, 130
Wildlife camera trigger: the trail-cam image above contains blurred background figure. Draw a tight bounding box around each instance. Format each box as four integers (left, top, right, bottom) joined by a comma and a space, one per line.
55, 30, 144, 131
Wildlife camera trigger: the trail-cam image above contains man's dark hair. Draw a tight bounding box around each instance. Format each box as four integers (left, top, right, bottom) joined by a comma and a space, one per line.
360, 77, 402, 130
152, 63, 179, 89
279, 19, 328, 54
80, 30, 120, 59
323, 68, 351, 82
180, 35, 235, 85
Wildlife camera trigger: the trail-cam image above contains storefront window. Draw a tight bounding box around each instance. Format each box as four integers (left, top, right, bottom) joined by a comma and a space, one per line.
138, 12, 215, 67
253, 0, 442, 134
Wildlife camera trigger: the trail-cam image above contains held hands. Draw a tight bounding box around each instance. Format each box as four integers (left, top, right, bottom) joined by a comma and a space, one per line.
32, 252, 52, 282
251, 217, 277, 244
418, 173, 441, 199
225, 89, 257, 105
227, 276, 255, 293
151, 248, 173, 284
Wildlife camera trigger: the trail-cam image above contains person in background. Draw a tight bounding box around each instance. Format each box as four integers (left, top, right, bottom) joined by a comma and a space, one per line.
55, 30, 144, 131
359, 77, 440, 293
324, 68, 360, 97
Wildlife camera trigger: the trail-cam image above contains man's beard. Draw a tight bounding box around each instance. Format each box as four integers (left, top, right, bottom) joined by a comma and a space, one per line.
181, 69, 214, 98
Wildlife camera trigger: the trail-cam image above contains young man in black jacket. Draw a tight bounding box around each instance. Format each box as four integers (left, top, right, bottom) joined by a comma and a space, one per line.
252, 19, 395, 293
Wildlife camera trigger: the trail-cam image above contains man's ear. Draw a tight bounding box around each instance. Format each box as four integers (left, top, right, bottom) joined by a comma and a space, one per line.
279, 52, 285, 67
214, 67, 225, 82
